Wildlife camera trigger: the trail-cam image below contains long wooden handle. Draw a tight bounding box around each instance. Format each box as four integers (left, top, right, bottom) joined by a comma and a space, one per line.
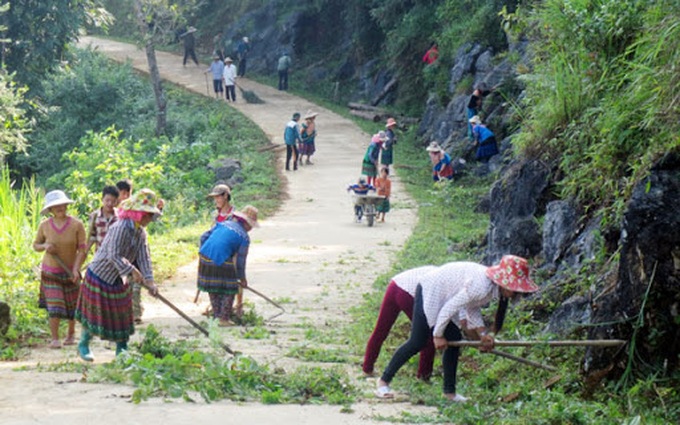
489, 349, 558, 372
448, 339, 626, 348
50, 253, 75, 280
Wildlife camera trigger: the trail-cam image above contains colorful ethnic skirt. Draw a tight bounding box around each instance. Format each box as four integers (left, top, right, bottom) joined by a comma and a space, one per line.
75, 269, 133, 342
197, 254, 240, 295
362, 159, 378, 177
39, 270, 79, 319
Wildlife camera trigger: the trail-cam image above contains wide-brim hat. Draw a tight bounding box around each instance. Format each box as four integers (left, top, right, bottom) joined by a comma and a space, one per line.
426, 141, 442, 152
304, 110, 318, 120
385, 118, 398, 128
233, 205, 259, 228
41, 190, 74, 215
186, 26, 197, 34
207, 184, 231, 198
486, 255, 539, 293
224, 57, 234, 63
118, 188, 162, 216
377, 130, 388, 141
469, 115, 482, 125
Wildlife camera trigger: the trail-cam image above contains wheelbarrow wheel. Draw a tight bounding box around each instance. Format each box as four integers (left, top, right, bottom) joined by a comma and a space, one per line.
365, 204, 376, 227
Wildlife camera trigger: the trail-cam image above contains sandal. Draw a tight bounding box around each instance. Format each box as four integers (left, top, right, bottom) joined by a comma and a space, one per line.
63, 336, 76, 346
374, 385, 394, 399
49, 340, 62, 349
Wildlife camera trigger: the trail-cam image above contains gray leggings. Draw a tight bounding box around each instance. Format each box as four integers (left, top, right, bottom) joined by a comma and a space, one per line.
381, 284, 462, 394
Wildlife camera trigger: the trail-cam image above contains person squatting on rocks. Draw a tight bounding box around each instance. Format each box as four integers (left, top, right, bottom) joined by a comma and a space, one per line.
375, 256, 539, 401
466, 82, 494, 140
423, 42, 439, 65
284, 112, 302, 171
382, 118, 398, 172
426, 141, 454, 182
375, 167, 391, 223
180, 26, 199, 67
33, 190, 87, 349
363, 266, 438, 380
362, 131, 386, 186
223, 57, 238, 102
299, 110, 318, 165
236, 36, 250, 77
347, 177, 375, 223
469, 115, 499, 162
205, 55, 225, 99
277, 51, 292, 91
75, 189, 162, 361
197, 199, 259, 327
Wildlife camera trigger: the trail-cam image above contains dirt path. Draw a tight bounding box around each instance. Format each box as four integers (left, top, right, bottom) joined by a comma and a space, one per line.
0, 39, 433, 424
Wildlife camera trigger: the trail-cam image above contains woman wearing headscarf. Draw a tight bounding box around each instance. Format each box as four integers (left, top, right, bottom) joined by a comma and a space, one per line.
33, 190, 87, 349
375, 255, 539, 402
75, 189, 161, 361
362, 131, 386, 186
197, 204, 259, 326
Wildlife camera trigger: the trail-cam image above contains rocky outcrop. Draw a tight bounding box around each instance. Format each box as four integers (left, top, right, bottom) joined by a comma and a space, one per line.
585, 152, 680, 376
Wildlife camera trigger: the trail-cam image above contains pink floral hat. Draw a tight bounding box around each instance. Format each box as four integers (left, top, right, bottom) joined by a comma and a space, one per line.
118, 188, 162, 216
486, 255, 538, 293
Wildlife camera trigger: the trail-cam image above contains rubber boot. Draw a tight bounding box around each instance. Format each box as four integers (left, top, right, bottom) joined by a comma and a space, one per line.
77, 330, 94, 362
115, 340, 128, 356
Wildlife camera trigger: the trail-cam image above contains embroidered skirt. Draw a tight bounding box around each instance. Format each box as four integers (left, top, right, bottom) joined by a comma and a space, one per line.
75, 269, 133, 342
362, 159, 378, 177
299, 141, 316, 156
39, 270, 79, 319
197, 254, 240, 295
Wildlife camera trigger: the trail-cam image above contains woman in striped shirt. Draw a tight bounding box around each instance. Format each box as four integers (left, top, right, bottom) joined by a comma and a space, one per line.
75, 189, 161, 362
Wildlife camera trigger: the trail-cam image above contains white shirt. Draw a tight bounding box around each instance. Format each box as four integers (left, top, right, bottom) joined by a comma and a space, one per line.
420, 262, 497, 337
392, 266, 437, 296
222, 64, 237, 85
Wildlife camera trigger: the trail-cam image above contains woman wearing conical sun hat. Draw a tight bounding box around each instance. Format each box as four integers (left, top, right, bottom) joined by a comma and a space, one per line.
75, 189, 161, 362
375, 255, 538, 402
33, 190, 88, 349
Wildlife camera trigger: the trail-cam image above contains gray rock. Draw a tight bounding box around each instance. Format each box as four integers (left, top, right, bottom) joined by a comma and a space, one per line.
209, 158, 242, 184
546, 295, 591, 336
543, 201, 578, 264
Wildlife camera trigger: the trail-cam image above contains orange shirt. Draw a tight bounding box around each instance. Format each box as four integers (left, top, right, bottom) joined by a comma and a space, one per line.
375, 176, 392, 198
34, 216, 87, 273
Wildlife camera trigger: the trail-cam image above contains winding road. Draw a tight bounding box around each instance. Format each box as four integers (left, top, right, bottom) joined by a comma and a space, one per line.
0, 38, 428, 424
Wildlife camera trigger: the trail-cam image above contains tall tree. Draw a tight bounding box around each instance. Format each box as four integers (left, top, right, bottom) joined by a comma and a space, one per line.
132, 0, 197, 136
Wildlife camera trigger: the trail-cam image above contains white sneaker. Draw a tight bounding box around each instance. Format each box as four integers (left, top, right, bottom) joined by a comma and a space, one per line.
448, 393, 468, 403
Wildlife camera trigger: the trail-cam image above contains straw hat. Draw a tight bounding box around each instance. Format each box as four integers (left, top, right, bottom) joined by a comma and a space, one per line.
304, 110, 319, 120
425, 141, 442, 152
118, 188, 162, 216
486, 255, 538, 293
224, 57, 234, 63
41, 190, 74, 215
233, 205, 259, 228
385, 118, 398, 128
243, 36, 249, 42
186, 26, 197, 34
207, 184, 231, 198
469, 115, 482, 125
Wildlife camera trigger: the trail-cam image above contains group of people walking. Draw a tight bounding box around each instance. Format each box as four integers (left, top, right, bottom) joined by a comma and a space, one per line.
33, 178, 258, 360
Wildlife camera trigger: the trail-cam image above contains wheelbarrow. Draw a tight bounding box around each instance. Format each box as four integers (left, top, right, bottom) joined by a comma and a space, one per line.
352, 194, 385, 227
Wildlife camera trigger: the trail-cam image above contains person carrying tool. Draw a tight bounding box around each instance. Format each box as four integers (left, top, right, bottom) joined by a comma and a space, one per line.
197, 204, 259, 327
75, 189, 161, 361
33, 190, 87, 349
375, 255, 539, 401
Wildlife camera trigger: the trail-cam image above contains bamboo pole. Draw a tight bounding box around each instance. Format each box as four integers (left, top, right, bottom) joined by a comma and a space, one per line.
490, 349, 558, 372
449, 339, 626, 348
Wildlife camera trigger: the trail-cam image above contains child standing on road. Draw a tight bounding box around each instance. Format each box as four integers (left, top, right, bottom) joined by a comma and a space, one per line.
375, 167, 391, 223
86, 185, 119, 255
347, 177, 375, 223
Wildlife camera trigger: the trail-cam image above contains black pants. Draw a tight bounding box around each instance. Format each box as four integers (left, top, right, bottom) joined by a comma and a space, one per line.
212, 79, 223, 94
225, 85, 236, 101
381, 284, 462, 394
183, 48, 198, 65
286, 144, 298, 170
278, 70, 289, 90
238, 59, 247, 77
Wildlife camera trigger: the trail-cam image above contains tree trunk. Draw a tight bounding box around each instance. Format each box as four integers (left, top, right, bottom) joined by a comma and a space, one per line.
133, 0, 167, 136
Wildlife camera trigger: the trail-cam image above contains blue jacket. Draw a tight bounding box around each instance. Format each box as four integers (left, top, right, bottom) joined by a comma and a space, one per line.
199, 220, 250, 278
284, 120, 301, 145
